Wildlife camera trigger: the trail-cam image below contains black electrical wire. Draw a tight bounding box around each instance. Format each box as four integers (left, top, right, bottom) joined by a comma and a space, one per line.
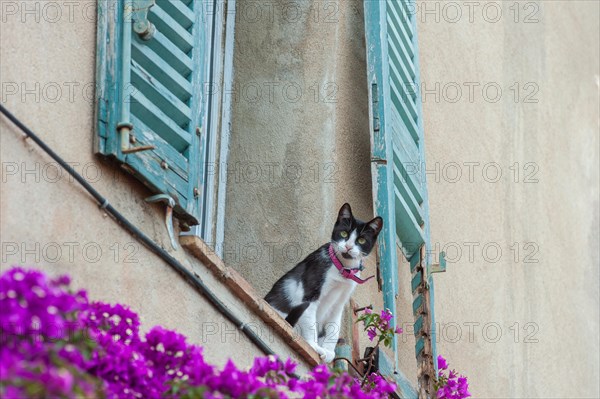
0, 103, 276, 358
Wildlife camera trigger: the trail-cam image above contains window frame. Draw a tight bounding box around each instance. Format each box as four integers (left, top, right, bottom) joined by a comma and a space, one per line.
187, 0, 234, 244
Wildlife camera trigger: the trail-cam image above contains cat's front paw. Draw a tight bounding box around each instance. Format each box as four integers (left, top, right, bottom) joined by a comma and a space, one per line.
310, 344, 335, 363
319, 348, 336, 363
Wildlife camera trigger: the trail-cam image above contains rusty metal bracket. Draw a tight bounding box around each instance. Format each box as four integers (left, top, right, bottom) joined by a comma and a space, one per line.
132, 0, 156, 40
122, 144, 156, 154
117, 122, 156, 154
145, 194, 178, 250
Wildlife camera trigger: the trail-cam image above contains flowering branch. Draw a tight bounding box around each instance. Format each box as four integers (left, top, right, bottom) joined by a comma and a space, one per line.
0, 267, 398, 399
356, 308, 403, 387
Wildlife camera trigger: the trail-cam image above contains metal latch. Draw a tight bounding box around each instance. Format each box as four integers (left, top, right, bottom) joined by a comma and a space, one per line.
145, 194, 178, 250
132, 0, 156, 40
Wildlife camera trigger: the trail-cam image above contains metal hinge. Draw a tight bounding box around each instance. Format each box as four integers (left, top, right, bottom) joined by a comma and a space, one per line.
132, 0, 156, 40
116, 122, 156, 154
371, 157, 387, 165
371, 83, 380, 132
430, 251, 447, 274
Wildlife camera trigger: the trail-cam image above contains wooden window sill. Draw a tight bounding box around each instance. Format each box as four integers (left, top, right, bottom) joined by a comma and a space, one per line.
180, 235, 321, 366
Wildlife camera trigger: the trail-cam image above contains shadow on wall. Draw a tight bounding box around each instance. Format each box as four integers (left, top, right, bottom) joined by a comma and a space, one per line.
223, 0, 373, 295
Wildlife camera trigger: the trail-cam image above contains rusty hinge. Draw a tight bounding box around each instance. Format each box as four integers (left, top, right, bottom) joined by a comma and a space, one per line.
117, 122, 156, 154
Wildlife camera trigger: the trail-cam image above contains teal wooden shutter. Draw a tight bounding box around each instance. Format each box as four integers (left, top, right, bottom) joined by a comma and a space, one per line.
96, 0, 205, 226
364, 0, 436, 373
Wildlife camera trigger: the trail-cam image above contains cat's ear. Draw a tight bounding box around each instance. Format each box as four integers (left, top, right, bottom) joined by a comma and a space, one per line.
337, 203, 353, 221
367, 217, 383, 235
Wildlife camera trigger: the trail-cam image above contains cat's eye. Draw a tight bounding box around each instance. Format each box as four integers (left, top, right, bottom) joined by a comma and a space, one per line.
357, 238, 366, 245
340, 231, 348, 238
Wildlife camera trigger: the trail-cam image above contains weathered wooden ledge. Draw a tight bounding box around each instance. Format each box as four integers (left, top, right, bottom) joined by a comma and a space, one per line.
180, 235, 321, 366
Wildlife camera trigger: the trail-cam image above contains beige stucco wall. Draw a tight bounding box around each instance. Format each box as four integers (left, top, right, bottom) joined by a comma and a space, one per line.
0, 0, 313, 374
416, 0, 599, 397
225, 0, 600, 397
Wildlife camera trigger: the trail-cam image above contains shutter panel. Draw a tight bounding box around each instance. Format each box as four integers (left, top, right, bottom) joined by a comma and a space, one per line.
378, 0, 427, 260
364, 0, 436, 372
96, 0, 204, 226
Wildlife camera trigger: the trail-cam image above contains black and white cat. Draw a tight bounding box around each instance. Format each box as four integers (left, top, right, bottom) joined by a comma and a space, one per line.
265, 203, 383, 362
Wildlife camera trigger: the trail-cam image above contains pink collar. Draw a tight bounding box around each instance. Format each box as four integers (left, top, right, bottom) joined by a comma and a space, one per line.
328, 244, 375, 284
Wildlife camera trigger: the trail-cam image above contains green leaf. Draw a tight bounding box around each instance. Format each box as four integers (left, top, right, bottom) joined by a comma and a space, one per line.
383, 335, 392, 348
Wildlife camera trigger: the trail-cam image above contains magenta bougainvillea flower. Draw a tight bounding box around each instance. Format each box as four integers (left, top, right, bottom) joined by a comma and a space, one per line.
437, 354, 449, 370
0, 267, 398, 399
380, 309, 393, 323
367, 327, 378, 341
435, 355, 471, 399
357, 307, 402, 347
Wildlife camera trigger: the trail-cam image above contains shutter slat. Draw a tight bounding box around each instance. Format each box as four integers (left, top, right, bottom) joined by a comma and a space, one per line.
389, 58, 418, 119
395, 186, 425, 258
393, 164, 424, 225
389, 0, 413, 36
390, 54, 418, 104
390, 107, 423, 201
130, 114, 189, 177
395, 0, 414, 30
149, 4, 194, 53
131, 89, 192, 153
412, 295, 423, 315
131, 61, 191, 127
411, 269, 423, 293
390, 79, 419, 142
390, 88, 424, 208
391, 1, 417, 58
132, 39, 192, 101
135, 32, 192, 77
156, 0, 195, 29
387, 39, 414, 85
386, 8, 415, 76
413, 315, 424, 337
415, 337, 425, 357
391, 138, 423, 204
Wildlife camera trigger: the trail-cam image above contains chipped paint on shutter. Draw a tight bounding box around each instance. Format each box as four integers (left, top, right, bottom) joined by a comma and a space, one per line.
95, 0, 205, 225
364, 0, 401, 366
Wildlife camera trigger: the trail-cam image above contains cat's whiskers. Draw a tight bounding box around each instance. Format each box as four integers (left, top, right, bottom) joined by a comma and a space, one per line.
332, 245, 363, 269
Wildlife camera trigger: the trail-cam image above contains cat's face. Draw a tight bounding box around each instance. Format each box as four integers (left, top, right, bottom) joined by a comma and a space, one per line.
331, 203, 383, 262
